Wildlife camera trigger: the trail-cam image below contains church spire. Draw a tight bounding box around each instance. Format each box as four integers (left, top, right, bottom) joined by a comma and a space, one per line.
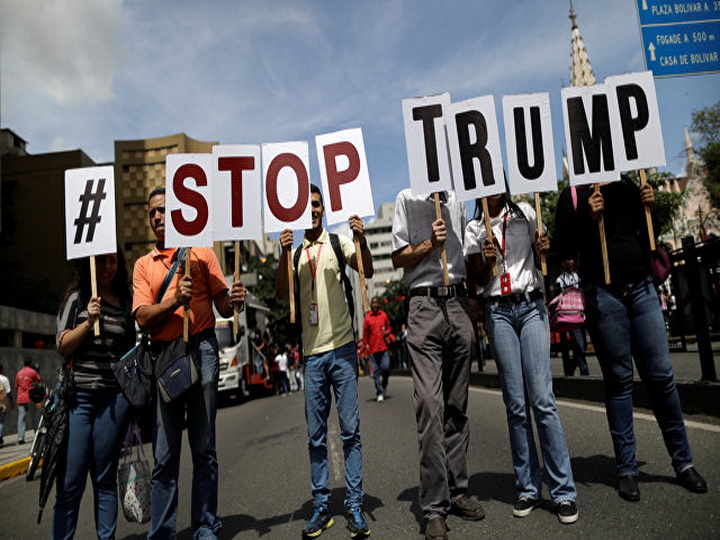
569, 0, 596, 87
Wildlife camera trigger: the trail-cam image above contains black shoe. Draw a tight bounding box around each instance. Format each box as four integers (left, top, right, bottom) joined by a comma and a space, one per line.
424, 517, 447, 540
677, 466, 708, 493
556, 500, 579, 524
618, 474, 640, 501
512, 496, 540, 518
17, 440, 25, 445
449, 495, 485, 521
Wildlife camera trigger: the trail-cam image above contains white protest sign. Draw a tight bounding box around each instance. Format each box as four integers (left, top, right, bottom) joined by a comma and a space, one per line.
64, 165, 117, 260
316, 128, 375, 225
262, 141, 312, 233
605, 71, 666, 171
165, 153, 214, 248
212, 145, 262, 241
502, 92, 558, 195
562, 84, 622, 186
446, 95, 506, 202
402, 93, 453, 197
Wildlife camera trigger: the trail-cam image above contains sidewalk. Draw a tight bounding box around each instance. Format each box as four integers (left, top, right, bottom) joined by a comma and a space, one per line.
2, 347, 718, 484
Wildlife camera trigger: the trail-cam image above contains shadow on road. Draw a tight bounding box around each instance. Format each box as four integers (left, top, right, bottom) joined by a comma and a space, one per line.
215, 488, 384, 537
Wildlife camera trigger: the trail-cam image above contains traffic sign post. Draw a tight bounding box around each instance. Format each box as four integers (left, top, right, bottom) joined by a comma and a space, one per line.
636, 0, 720, 77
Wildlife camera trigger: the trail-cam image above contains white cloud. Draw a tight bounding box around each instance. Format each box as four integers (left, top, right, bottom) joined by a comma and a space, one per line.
1, 0, 125, 106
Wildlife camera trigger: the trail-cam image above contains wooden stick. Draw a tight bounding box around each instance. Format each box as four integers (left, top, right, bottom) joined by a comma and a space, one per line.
354, 232, 370, 313
481, 198, 498, 276
233, 241, 241, 335
534, 193, 547, 276
593, 185, 611, 285
433, 193, 450, 286
287, 249, 296, 324
183, 248, 191, 343
89, 256, 100, 336
639, 169, 656, 251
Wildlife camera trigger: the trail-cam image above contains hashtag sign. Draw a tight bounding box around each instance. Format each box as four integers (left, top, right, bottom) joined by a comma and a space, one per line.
73, 178, 107, 244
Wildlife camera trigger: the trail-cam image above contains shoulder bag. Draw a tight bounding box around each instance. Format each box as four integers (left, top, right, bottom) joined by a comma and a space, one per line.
112, 248, 186, 408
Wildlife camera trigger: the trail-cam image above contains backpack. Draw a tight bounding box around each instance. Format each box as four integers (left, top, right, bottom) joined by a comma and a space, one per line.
548, 286, 585, 332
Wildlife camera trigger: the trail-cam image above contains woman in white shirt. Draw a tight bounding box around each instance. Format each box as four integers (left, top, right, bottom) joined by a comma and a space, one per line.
466, 193, 578, 525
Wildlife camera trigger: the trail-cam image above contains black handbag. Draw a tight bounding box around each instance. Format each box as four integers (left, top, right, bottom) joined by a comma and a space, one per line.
112, 336, 154, 409
153, 337, 199, 403
113, 248, 187, 408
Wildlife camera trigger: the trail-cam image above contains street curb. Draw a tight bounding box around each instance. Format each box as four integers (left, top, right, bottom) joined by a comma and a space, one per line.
0, 456, 30, 482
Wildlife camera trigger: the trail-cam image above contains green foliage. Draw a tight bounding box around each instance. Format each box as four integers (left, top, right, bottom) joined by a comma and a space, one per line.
691, 100, 720, 209
244, 253, 294, 346
644, 171, 685, 237
376, 280, 409, 331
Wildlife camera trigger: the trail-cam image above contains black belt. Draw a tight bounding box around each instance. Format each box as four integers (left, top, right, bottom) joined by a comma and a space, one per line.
488, 289, 543, 305
409, 284, 468, 299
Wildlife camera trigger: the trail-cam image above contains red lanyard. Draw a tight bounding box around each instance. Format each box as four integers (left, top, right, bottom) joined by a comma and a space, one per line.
306, 243, 323, 291
493, 211, 509, 262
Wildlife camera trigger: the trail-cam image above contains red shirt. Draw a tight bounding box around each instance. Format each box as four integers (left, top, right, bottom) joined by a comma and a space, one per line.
15, 366, 41, 405
363, 309, 390, 355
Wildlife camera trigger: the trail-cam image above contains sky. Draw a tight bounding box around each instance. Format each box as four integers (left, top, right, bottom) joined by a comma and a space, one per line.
2, 0, 718, 216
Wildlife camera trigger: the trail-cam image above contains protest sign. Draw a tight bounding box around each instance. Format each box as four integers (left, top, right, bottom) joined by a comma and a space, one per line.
316, 128, 375, 225
165, 153, 214, 248
402, 93, 453, 197
262, 142, 312, 233
446, 95, 506, 202
64, 165, 117, 260
65, 165, 117, 335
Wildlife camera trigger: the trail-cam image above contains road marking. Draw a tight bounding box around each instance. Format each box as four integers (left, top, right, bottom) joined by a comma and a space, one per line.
469, 386, 720, 433
327, 423, 344, 482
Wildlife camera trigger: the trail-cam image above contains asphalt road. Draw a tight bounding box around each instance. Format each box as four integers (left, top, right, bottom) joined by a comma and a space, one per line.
1, 375, 719, 538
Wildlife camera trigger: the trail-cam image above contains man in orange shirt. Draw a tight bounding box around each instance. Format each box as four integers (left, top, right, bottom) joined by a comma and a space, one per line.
15, 358, 41, 444
133, 187, 246, 539
363, 297, 392, 402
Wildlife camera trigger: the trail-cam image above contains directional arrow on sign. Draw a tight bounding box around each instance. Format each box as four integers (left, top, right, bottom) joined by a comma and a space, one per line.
648, 41, 656, 61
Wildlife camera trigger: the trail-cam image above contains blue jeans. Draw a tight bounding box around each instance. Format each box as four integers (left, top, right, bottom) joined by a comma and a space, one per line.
17, 401, 38, 442
583, 277, 693, 476
486, 297, 577, 504
149, 334, 221, 540
304, 341, 363, 510
52, 389, 130, 540
369, 350, 390, 397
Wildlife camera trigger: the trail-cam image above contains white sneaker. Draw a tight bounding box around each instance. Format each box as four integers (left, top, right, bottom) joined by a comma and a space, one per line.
376, 395, 384, 402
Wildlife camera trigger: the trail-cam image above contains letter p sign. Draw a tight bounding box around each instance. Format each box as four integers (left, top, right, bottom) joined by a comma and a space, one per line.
316, 128, 375, 225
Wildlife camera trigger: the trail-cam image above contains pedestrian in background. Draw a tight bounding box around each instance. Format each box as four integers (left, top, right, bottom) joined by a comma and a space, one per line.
554, 175, 708, 501
391, 189, 484, 540
555, 259, 590, 376
275, 184, 373, 538
363, 296, 392, 402
15, 357, 41, 444
52, 248, 135, 539
466, 193, 578, 525
0, 364, 13, 447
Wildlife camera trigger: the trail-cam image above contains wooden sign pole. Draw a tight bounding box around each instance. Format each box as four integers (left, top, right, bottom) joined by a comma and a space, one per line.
89, 256, 100, 336
288, 249, 296, 324
639, 169, 656, 251
233, 241, 241, 335
534, 193, 547, 276
593, 185, 611, 284
183, 248, 191, 343
354, 232, 370, 313
433, 193, 451, 286
481, 198, 498, 276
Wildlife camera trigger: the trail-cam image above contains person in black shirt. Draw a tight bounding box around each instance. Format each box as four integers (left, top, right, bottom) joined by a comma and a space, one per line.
554, 175, 707, 502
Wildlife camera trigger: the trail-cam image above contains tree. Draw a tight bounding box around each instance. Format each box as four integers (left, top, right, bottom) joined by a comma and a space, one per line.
244, 253, 294, 347
691, 100, 720, 210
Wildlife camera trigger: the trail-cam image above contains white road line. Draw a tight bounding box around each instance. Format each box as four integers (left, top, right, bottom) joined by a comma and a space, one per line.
468, 386, 720, 433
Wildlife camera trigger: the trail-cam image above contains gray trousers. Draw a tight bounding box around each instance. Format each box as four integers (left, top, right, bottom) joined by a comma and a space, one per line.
407, 295, 475, 520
